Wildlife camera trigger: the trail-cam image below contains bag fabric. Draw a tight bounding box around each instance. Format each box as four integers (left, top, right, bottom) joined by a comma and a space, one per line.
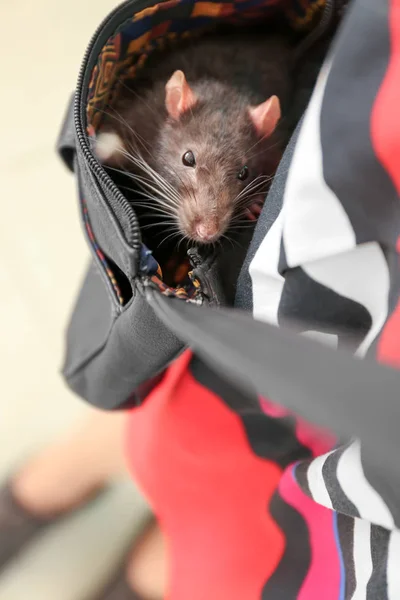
58, 0, 339, 409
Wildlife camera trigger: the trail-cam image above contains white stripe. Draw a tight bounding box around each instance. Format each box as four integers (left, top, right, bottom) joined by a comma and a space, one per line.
250, 208, 285, 325
303, 242, 390, 357
387, 530, 400, 599
337, 441, 394, 530
351, 518, 373, 600
306, 450, 335, 509
282, 61, 356, 269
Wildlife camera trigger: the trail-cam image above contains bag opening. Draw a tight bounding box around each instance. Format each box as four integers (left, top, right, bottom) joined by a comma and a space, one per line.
82, 0, 328, 306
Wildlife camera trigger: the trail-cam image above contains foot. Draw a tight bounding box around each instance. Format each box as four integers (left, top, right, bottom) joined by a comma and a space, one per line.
12, 410, 127, 517
126, 520, 166, 600
98, 519, 166, 600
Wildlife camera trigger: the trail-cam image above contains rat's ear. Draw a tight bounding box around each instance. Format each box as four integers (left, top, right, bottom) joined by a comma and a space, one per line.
165, 70, 198, 119
248, 95, 281, 138
95, 131, 125, 165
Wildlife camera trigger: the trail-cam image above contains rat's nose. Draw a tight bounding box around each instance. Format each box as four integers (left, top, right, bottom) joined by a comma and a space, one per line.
195, 222, 218, 242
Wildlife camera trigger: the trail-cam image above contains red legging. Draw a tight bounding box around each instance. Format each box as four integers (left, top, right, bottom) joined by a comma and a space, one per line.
125, 350, 285, 600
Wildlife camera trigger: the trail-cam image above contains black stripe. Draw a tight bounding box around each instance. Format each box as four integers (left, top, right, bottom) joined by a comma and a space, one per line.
277, 267, 371, 352
322, 445, 360, 519
278, 232, 288, 275
336, 513, 356, 600
262, 490, 311, 599
366, 525, 391, 600
321, 0, 400, 249
189, 353, 260, 412
361, 443, 400, 530
293, 458, 312, 497
240, 413, 311, 468
189, 355, 311, 468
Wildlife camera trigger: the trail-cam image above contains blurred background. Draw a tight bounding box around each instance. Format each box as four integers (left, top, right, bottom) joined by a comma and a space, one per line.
0, 1, 148, 598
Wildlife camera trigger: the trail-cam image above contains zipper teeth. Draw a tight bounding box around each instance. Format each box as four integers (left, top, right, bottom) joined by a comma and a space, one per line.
74, 0, 141, 251
292, 0, 335, 65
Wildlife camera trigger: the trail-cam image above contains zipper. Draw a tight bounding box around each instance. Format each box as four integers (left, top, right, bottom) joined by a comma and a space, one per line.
74, 0, 151, 254
292, 0, 338, 65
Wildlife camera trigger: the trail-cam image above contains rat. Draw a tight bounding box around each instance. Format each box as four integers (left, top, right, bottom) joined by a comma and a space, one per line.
94, 30, 293, 245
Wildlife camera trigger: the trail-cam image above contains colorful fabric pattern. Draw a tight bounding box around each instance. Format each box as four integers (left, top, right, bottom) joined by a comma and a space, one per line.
83, 203, 202, 304
82, 202, 124, 304
86, 0, 325, 131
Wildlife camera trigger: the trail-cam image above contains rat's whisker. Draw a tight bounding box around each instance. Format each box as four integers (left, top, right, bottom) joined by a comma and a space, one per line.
158, 230, 182, 248
234, 194, 266, 210
133, 184, 181, 210
251, 139, 281, 155
116, 149, 182, 202
114, 78, 160, 119
233, 176, 269, 204
220, 233, 239, 249
95, 108, 150, 154
132, 205, 178, 220
108, 162, 181, 208
126, 150, 182, 202
141, 220, 177, 230
107, 145, 182, 206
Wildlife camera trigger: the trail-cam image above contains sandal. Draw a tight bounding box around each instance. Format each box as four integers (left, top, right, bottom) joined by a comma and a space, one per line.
96, 574, 143, 600
0, 478, 104, 570
0, 478, 160, 600
0, 480, 52, 569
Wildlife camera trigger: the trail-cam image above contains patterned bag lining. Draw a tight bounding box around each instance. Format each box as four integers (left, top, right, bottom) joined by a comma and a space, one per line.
84, 0, 325, 305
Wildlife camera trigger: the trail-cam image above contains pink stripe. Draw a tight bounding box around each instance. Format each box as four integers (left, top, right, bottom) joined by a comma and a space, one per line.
259, 396, 289, 418
295, 418, 336, 457
260, 397, 336, 457
279, 466, 341, 600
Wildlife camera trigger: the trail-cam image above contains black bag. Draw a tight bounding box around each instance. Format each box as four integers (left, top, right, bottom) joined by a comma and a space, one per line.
58, 0, 341, 410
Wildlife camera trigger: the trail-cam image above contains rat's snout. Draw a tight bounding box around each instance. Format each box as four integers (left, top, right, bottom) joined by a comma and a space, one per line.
178, 210, 222, 243
178, 184, 233, 243
195, 221, 219, 243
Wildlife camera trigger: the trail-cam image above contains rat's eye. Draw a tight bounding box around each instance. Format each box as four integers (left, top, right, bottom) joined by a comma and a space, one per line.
182, 150, 196, 167
237, 165, 249, 181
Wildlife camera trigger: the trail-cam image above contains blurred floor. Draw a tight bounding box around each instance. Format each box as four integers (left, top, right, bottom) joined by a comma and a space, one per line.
0, 1, 148, 598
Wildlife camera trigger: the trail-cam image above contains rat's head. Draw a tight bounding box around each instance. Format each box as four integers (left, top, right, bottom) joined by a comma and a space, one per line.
155, 70, 282, 244
94, 69, 283, 245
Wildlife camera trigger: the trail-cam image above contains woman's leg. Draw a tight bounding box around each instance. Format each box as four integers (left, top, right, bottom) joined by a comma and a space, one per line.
126, 520, 166, 600
5, 407, 168, 599
12, 409, 127, 517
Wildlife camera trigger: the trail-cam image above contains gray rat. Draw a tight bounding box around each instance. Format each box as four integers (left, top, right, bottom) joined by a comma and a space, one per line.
95, 30, 293, 245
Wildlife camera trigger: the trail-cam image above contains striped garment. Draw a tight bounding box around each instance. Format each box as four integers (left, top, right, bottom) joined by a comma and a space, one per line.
234, 0, 400, 595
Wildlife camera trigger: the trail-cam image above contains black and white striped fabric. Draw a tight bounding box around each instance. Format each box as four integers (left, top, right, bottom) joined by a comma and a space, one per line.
239, 0, 400, 595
